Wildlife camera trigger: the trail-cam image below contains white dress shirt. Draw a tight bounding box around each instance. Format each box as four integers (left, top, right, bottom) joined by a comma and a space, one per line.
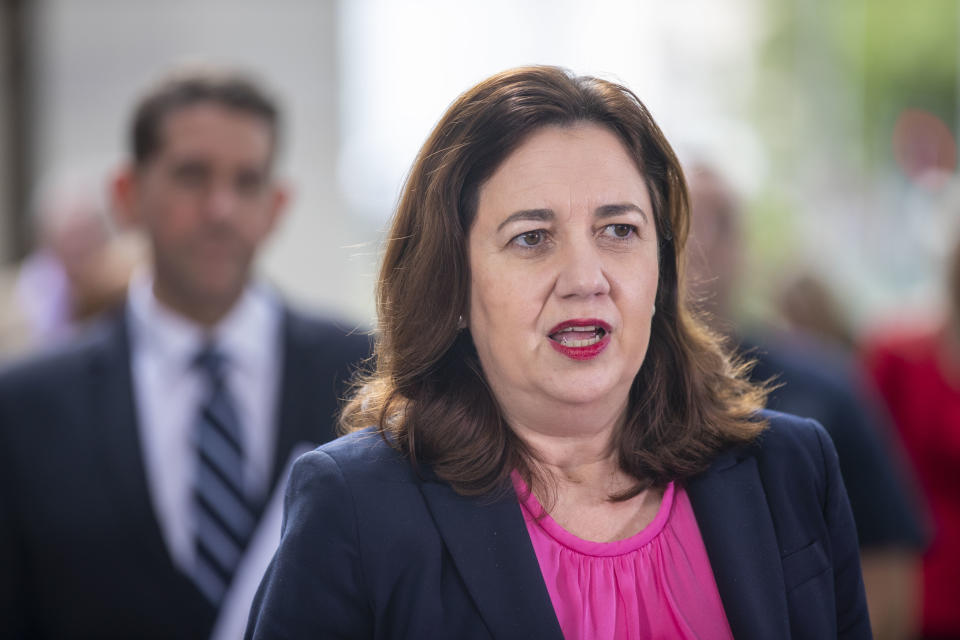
126, 271, 282, 574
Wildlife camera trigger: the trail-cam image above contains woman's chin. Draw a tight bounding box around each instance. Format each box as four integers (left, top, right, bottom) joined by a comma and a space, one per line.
540, 378, 630, 411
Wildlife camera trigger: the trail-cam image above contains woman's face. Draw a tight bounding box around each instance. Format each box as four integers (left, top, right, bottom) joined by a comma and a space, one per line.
467, 123, 659, 425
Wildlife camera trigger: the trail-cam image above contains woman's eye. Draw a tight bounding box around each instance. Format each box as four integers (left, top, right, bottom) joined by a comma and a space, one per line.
513, 230, 546, 247
603, 224, 636, 239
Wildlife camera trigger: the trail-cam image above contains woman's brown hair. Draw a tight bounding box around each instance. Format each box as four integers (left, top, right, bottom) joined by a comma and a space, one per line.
342, 66, 767, 498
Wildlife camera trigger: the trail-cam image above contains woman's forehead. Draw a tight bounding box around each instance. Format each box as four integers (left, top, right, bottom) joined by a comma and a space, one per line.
474, 124, 650, 219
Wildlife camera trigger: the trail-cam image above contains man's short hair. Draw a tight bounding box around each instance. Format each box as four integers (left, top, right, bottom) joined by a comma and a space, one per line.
130, 68, 281, 165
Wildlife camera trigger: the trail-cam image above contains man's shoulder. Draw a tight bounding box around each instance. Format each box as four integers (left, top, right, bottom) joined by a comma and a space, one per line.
746, 334, 854, 400
280, 304, 371, 358
0, 315, 123, 396
279, 302, 366, 338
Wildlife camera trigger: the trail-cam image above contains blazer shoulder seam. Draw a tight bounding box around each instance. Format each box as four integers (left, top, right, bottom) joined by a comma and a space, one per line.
315, 447, 377, 615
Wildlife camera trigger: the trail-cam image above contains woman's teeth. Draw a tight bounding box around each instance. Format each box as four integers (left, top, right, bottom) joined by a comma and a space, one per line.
550, 326, 606, 347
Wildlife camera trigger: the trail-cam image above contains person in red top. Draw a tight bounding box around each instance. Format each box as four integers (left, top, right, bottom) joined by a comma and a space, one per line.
863, 230, 960, 639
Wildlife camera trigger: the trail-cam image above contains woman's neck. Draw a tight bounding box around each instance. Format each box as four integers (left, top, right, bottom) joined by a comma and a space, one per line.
507, 409, 632, 498
506, 404, 664, 543
512, 422, 663, 543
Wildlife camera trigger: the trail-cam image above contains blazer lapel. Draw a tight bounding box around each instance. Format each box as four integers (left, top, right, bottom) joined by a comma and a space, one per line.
419, 480, 564, 640
687, 449, 791, 640
87, 312, 177, 569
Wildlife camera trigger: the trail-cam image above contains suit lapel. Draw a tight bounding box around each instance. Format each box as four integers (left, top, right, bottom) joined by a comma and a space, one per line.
419, 480, 564, 640
87, 311, 218, 623
270, 309, 312, 492
87, 312, 180, 569
687, 449, 791, 640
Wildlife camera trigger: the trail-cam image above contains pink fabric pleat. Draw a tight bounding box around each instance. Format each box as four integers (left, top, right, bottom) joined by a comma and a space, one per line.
512, 473, 734, 640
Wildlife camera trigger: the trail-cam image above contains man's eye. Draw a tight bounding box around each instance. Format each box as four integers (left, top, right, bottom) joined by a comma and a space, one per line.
236, 171, 266, 195
603, 224, 636, 239
513, 230, 546, 248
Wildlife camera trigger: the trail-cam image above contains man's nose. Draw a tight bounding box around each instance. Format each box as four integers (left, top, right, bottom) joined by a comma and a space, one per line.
204, 183, 239, 222
554, 239, 610, 299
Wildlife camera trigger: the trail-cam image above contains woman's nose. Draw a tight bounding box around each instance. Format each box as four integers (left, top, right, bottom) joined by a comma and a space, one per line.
554, 240, 610, 299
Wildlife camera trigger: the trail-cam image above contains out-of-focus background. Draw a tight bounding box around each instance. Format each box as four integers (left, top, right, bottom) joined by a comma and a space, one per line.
2, 3, 957, 637
0, 0, 956, 330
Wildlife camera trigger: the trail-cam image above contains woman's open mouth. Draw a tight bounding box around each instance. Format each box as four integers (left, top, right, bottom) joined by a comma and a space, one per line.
547, 320, 611, 360
550, 325, 606, 347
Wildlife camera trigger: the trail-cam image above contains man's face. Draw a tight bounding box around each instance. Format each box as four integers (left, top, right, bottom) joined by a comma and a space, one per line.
129, 102, 284, 320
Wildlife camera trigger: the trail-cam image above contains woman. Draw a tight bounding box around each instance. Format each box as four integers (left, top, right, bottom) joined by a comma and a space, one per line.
247, 66, 871, 639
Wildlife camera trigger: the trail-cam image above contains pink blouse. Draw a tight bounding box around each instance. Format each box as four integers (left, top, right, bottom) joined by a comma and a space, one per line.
512, 473, 734, 640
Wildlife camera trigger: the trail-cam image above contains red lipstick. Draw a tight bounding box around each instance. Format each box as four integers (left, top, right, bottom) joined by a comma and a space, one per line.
547, 319, 611, 361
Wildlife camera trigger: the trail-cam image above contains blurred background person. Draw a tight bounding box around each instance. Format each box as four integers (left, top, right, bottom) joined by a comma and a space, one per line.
775, 270, 857, 352
0, 68, 369, 639
0, 172, 143, 361
862, 222, 960, 640
686, 163, 927, 640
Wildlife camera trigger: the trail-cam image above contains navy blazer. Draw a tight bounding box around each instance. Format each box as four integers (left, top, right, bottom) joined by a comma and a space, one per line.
0, 307, 370, 639
247, 411, 871, 639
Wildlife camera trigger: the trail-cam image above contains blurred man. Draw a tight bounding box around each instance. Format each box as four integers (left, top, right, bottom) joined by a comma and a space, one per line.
685, 164, 927, 640
0, 69, 369, 639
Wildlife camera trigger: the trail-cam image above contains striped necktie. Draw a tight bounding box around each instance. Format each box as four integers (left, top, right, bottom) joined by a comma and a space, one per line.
191, 344, 259, 606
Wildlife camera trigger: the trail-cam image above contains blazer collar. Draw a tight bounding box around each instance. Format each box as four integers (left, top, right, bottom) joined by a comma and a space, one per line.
687, 446, 791, 640
418, 447, 790, 640
418, 477, 564, 640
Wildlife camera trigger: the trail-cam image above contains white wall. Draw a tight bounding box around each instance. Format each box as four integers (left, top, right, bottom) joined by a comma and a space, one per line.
337, 0, 767, 226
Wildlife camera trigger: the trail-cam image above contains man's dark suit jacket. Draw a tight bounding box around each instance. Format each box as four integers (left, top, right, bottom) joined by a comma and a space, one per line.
247, 411, 872, 639
0, 307, 369, 639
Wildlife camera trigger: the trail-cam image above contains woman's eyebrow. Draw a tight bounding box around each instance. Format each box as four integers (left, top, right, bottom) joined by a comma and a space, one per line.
497, 208, 555, 232
596, 203, 648, 222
